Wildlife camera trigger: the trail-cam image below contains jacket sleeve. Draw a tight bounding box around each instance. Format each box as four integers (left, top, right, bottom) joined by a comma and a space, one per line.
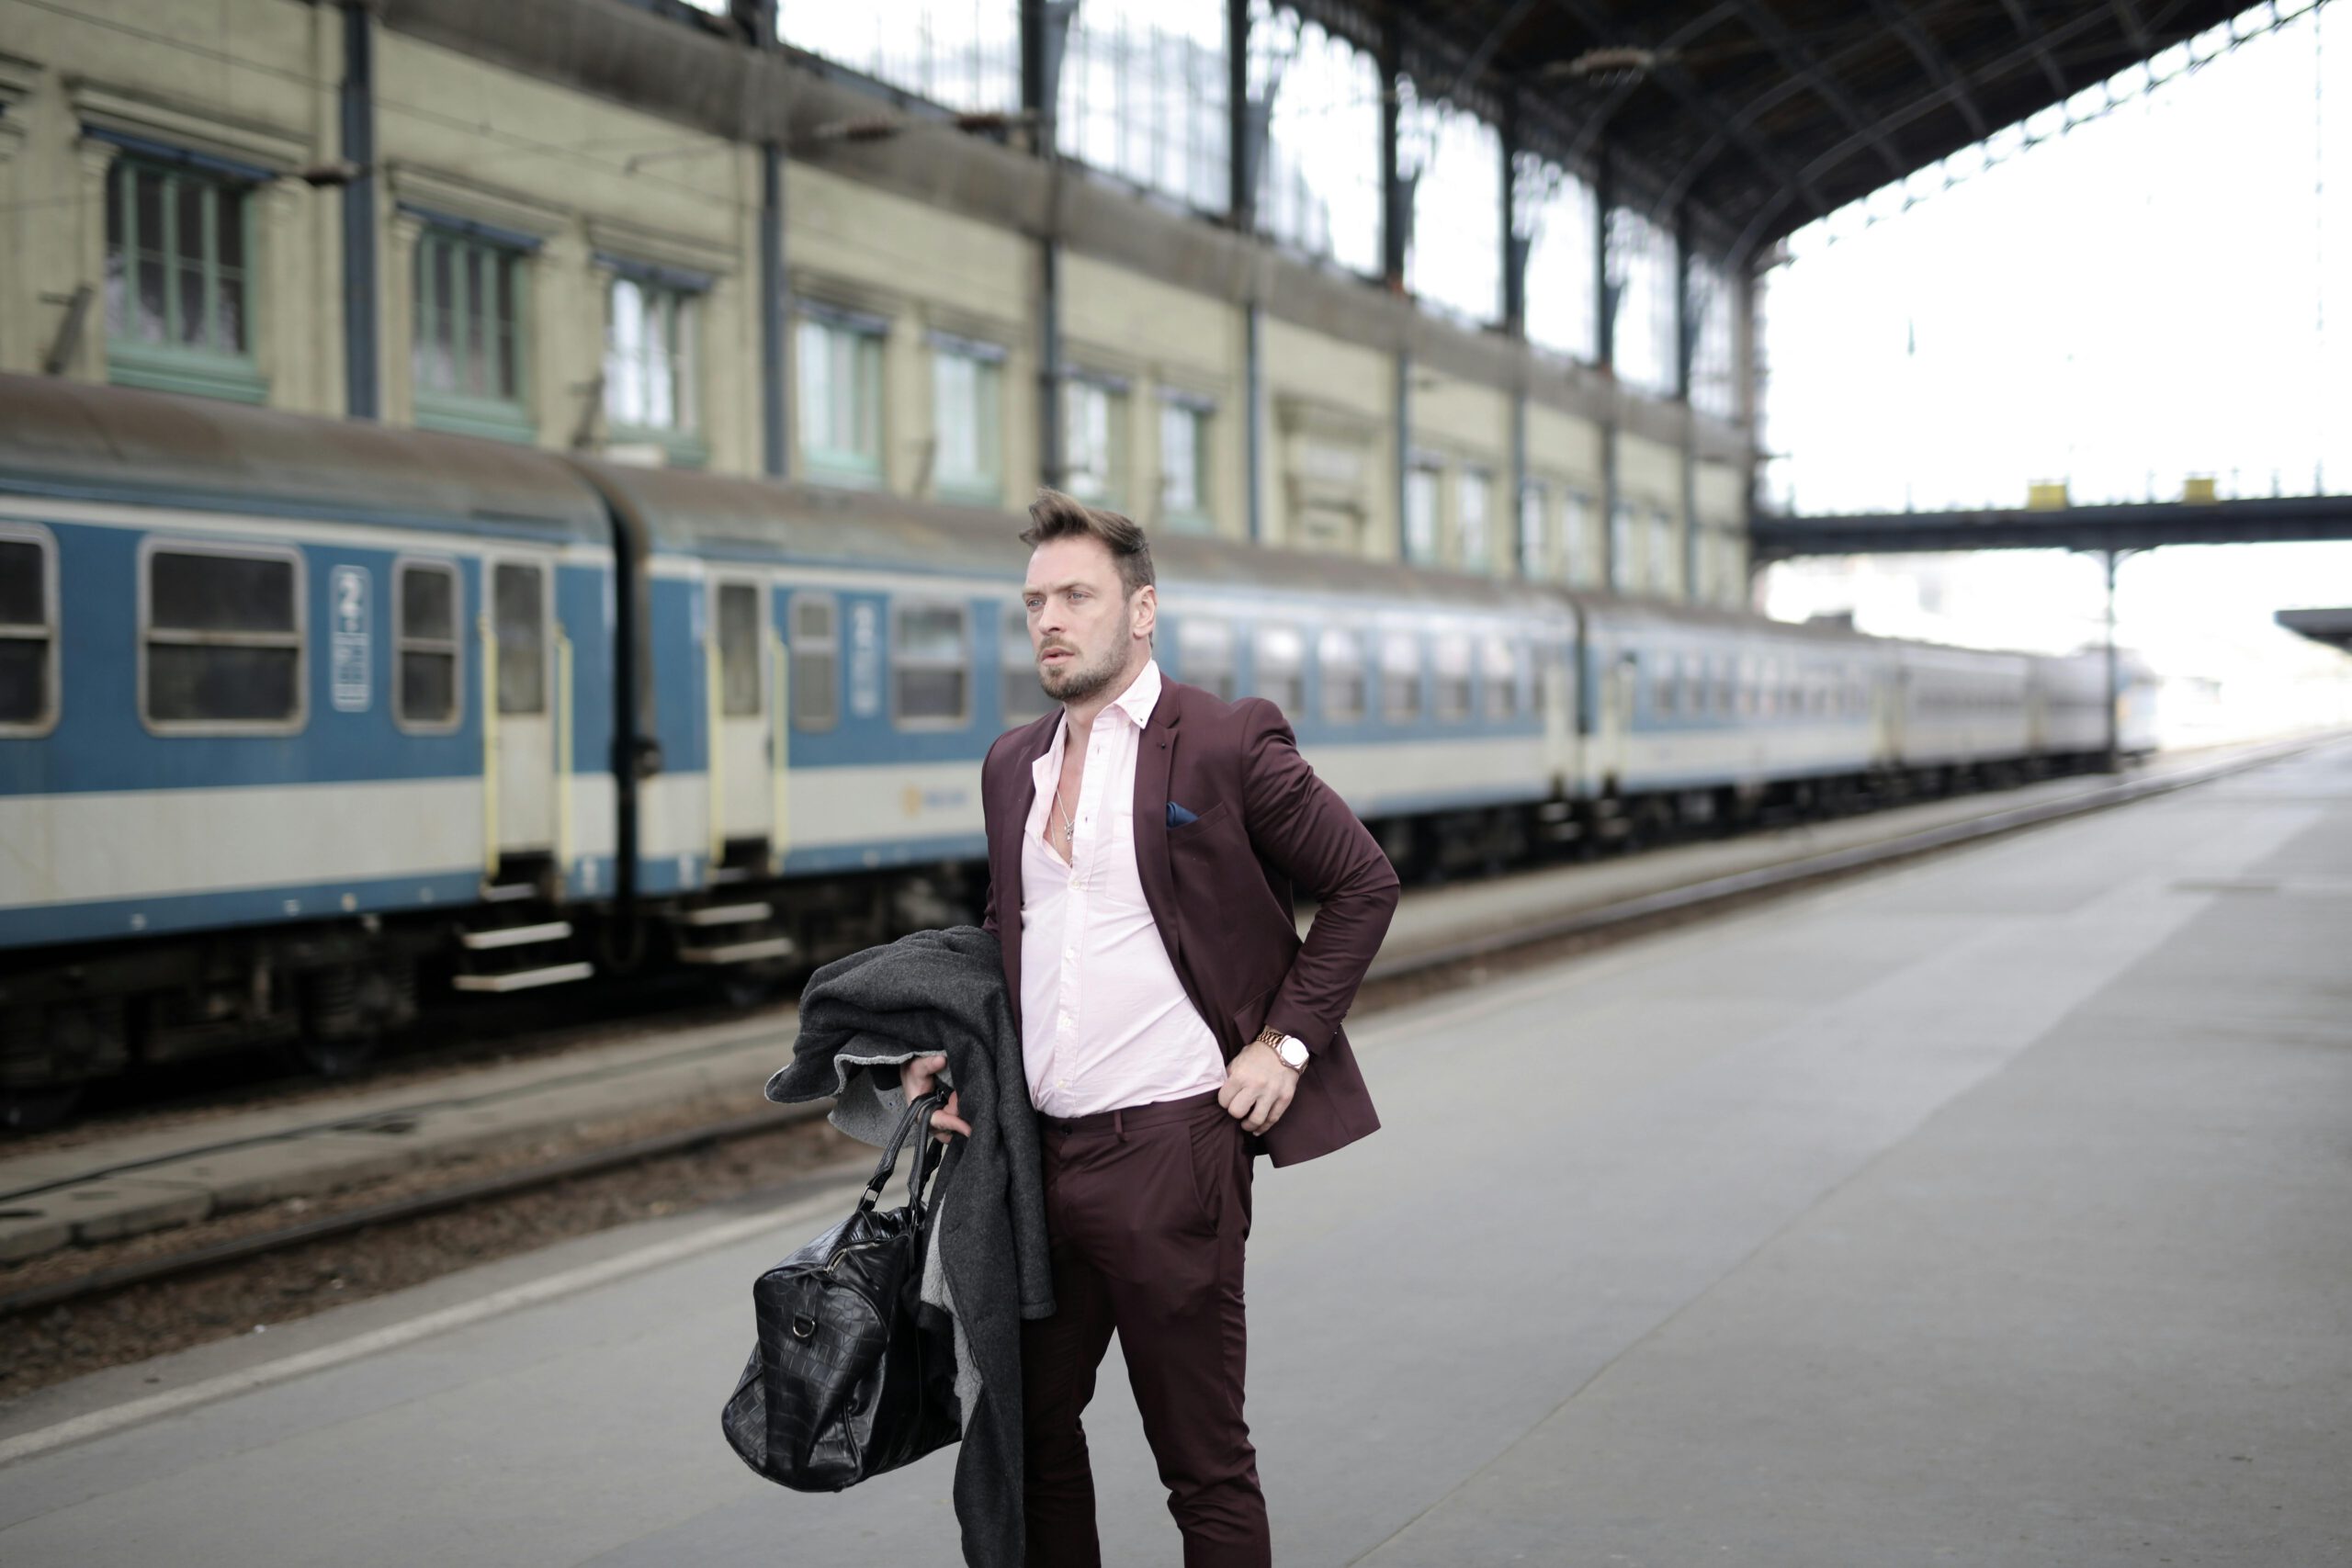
1236, 697, 1400, 1055
978, 737, 1002, 938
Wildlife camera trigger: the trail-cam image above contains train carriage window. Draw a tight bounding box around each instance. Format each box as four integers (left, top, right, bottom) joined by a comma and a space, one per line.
492, 562, 546, 715
394, 558, 461, 728
893, 601, 970, 728
715, 581, 762, 716
1001, 604, 1049, 726
1713, 659, 1736, 716
790, 592, 839, 731
1380, 631, 1423, 724
1254, 625, 1305, 716
1319, 626, 1366, 724
1178, 617, 1238, 703
1654, 653, 1679, 716
1480, 637, 1518, 720
0, 531, 57, 730
1434, 635, 1474, 722
143, 543, 303, 728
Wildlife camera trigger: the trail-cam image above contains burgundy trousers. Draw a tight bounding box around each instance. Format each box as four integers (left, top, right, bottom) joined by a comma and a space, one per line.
1022, 1088, 1269, 1568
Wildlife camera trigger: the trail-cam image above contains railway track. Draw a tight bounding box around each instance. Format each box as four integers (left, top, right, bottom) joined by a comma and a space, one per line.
1, 732, 2335, 1347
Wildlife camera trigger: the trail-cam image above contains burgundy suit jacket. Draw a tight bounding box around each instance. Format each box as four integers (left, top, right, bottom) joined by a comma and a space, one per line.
979, 674, 1399, 1167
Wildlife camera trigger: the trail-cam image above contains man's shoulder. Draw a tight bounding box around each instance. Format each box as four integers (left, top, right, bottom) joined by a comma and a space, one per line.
1163, 677, 1292, 749
985, 710, 1058, 773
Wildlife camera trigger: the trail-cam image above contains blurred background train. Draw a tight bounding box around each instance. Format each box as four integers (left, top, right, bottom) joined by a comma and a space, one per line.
0, 376, 2156, 1126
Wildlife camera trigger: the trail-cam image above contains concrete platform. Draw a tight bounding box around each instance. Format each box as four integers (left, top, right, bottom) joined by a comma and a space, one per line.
2, 739, 2347, 1566
0, 745, 2279, 1270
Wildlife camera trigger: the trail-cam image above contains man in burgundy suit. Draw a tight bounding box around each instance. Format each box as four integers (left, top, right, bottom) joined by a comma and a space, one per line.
906, 489, 1399, 1566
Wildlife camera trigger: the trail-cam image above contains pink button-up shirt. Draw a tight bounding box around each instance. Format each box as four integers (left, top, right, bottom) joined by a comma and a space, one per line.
1019, 660, 1227, 1120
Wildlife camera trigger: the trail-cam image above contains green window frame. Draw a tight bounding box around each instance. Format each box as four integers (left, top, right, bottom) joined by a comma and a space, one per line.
933, 336, 1005, 505
605, 271, 707, 467
1063, 375, 1128, 508
797, 311, 886, 488
104, 157, 266, 404
413, 227, 535, 445
1159, 395, 1213, 531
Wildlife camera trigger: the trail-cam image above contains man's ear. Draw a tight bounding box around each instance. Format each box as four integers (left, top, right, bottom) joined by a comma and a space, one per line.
1130, 583, 1158, 642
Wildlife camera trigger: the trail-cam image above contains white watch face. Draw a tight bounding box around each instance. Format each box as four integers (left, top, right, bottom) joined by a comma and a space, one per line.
1276, 1035, 1308, 1067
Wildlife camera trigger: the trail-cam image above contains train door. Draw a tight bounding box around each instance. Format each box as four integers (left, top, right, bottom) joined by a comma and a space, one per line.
1873, 662, 1905, 765
1599, 649, 1636, 789
1541, 632, 1576, 790
707, 575, 773, 854
483, 552, 558, 868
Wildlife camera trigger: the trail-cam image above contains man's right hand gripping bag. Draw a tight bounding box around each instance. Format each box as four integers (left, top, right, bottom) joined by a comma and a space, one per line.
721, 1089, 962, 1491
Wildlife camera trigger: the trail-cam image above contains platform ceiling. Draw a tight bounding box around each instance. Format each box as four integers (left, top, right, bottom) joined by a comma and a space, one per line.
1378, 0, 2257, 253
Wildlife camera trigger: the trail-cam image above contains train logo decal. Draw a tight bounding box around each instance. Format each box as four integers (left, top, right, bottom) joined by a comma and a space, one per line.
330, 564, 370, 713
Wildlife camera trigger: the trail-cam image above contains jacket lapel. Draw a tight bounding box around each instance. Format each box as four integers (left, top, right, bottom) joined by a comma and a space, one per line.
993, 711, 1059, 1030
1132, 682, 1183, 978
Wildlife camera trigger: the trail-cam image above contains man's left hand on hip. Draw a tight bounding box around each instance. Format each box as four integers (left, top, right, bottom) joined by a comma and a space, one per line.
1218, 1039, 1301, 1134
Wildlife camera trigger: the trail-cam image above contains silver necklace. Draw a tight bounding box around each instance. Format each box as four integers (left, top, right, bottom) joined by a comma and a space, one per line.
1051, 782, 1076, 841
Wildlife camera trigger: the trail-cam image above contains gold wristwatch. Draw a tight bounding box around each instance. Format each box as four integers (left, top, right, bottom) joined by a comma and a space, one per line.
1256, 1025, 1308, 1071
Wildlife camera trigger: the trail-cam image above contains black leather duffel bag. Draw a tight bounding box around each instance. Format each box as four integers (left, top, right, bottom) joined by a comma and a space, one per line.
721, 1089, 962, 1492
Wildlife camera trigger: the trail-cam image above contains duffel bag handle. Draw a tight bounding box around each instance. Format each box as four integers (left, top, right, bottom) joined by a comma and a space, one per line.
858, 1088, 949, 1219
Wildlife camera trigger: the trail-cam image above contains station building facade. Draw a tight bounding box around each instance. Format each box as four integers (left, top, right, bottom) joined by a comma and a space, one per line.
0, 0, 1756, 607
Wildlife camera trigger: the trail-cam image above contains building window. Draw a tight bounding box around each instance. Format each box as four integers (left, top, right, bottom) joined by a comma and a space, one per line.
1319, 626, 1365, 724
1400, 82, 1505, 326
1518, 482, 1548, 580
492, 561, 546, 716
797, 310, 886, 487
933, 338, 1004, 504
143, 543, 303, 731
1001, 604, 1049, 727
892, 601, 970, 728
414, 227, 532, 443
1177, 616, 1236, 702
605, 272, 705, 464
1064, 376, 1127, 505
1519, 153, 1599, 362
1060, 0, 1227, 213
1380, 630, 1422, 724
1404, 463, 1442, 566
104, 159, 264, 403
0, 528, 58, 733
715, 581, 762, 717
1159, 397, 1211, 529
1563, 490, 1593, 585
1649, 509, 1676, 594
781, 1, 1020, 117
1433, 634, 1473, 722
1458, 470, 1493, 573
1482, 636, 1521, 720
394, 558, 462, 731
1251, 5, 1381, 275
790, 592, 839, 732
1609, 499, 1634, 592
1254, 623, 1305, 716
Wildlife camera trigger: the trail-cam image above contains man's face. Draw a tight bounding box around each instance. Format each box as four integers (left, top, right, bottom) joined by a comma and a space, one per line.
1022, 536, 1153, 706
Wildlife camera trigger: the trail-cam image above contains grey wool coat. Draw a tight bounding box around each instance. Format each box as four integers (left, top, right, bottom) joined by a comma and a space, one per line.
763, 924, 1053, 1568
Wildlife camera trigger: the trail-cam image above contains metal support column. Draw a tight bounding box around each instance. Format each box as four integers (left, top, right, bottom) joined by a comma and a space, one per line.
1593, 143, 1620, 592
2102, 548, 2121, 773
1380, 10, 1407, 290
1231, 0, 1265, 543
1503, 95, 1530, 577
1024, 1, 1069, 490
760, 142, 786, 478
1674, 211, 1699, 602
339, 3, 379, 420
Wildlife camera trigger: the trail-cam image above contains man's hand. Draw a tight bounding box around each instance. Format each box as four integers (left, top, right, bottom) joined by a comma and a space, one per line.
904, 1054, 973, 1143
1217, 1039, 1299, 1135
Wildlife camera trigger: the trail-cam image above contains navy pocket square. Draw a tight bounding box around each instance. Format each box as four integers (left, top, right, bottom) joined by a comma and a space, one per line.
1166, 801, 1200, 829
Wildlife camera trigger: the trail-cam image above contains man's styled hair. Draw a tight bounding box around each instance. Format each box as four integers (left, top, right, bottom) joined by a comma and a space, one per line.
1020, 488, 1155, 598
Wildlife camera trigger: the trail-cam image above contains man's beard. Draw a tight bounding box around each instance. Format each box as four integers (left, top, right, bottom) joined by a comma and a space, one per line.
1038, 638, 1125, 705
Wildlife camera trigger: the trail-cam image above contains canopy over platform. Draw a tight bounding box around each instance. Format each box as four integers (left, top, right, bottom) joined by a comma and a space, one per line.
1375, 0, 2260, 254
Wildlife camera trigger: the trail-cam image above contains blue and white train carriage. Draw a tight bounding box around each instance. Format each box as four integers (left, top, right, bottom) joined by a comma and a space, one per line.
0, 378, 628, 1111
0, 373, 2147, 1122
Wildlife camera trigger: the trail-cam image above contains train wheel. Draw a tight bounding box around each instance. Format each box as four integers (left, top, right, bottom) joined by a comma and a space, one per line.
0, 1082, 85, 1135
285, 961, 414, 1081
